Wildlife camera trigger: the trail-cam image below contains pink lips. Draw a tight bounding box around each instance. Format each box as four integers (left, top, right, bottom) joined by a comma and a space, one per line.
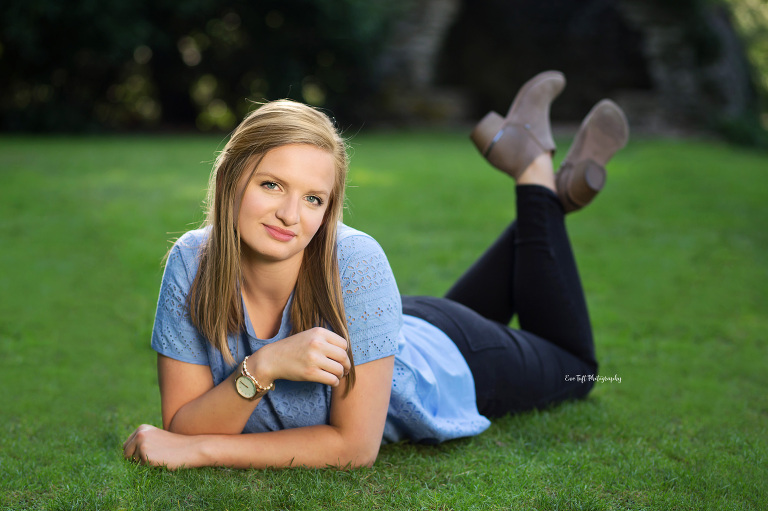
264, 224, 296, 242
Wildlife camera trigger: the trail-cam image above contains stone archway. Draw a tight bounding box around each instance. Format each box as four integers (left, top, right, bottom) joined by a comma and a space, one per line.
372, 0, 757, 133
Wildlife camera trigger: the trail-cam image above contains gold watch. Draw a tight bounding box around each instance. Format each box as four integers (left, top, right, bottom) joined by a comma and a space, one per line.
234, 356, 274, 400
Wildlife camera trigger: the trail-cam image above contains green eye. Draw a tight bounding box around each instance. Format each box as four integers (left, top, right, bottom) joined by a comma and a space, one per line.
307, 195, 323, 205
262, 182, 278, 190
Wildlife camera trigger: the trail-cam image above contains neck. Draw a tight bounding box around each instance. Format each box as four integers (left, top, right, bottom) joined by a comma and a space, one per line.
240, 250, 302, 307
239, 248, 303, 339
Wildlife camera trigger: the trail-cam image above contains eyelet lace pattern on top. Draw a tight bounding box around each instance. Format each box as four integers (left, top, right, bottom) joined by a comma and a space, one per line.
150, 225, 402, 433
151, 224, 489, 443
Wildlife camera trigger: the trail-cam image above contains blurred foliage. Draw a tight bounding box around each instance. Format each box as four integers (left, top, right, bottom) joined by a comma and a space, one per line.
0, 0, 405, 131
724, 0, 768, 128
1, 0, 765, 138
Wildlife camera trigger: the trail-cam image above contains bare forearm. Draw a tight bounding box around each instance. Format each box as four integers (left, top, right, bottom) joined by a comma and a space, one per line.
168, 371, 259, 435
128, 357, 394, 470
195, 424, 380, 469
161, 336, 340, 435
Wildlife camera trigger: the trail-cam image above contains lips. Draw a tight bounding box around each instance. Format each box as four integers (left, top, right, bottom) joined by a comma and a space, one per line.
264, 224, 296, 242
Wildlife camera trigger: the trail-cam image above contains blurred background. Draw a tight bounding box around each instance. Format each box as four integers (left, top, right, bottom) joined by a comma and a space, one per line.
2, 3, 767, 507
1, 0, 767, 144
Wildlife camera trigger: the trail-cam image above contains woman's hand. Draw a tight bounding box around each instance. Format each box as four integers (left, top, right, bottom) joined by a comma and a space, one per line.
123, 424, 206, 469
252, 327, 351, 387
153, 327, 350, 437
126, 355, 393, 470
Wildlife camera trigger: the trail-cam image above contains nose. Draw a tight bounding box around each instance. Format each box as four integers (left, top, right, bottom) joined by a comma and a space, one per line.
275, 194, 300, 226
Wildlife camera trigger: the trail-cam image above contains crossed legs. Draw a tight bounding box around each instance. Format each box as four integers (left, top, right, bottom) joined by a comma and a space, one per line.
403, 175, 598, 417
401, 69, 629, 417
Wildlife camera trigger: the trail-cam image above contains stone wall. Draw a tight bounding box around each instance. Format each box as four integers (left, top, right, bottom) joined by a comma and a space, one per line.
618, 0, 755, 130
372, 0, 758, 133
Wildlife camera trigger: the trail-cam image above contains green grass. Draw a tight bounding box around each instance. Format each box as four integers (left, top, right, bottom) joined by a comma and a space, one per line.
1, 130, 766, 510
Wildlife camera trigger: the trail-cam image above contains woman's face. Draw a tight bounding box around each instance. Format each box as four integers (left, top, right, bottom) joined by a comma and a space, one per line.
236, 143, 336, 266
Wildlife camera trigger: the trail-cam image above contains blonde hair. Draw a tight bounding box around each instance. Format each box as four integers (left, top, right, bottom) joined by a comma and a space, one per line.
187, 99, 355, 388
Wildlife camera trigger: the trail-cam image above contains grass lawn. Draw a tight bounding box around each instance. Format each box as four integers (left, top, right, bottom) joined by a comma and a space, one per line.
1, 130, 766, 510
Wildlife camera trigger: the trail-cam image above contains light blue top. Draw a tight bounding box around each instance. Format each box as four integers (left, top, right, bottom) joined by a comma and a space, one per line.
151, 224, 490, 444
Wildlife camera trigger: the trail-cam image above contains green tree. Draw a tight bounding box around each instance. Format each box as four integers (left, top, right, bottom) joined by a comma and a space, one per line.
724, 0, 768, 127
0, 0, 403, 131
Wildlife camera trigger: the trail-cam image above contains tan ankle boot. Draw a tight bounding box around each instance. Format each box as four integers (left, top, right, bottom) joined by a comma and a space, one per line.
556, 99, 629, 213
471, 71, 565, 180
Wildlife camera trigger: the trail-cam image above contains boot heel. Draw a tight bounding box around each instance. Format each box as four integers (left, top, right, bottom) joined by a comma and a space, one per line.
555, 99, 629, 213
556, 159, 606, 213
471, 111, 504, 156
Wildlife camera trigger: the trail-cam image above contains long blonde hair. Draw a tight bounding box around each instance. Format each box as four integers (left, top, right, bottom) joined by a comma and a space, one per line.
187, 100, 354, 388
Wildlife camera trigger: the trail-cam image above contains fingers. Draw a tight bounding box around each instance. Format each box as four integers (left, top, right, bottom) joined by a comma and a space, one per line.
314, 342, 351, 384
124, 445, 142, 464
314, 327, 347, 352
303, 349, 348, 387
304, 357, 345, 387
304, 328, 351, 382
261, 327, 352, 385
306, 327, 348, 355
323, 359, 349, 387
122, 430, 135, 451
128, 451, 145, 464
123, 425, 155, 464
323, 343, 351, 372
123, 430, 138, 460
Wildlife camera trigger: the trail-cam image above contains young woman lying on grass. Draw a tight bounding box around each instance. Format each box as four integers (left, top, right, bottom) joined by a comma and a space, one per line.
123, 71, 629, 469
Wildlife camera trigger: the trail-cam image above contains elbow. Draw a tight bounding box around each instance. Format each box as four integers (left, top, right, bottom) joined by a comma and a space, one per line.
328, 422, 385, 469
360, 443, 381, 467
360, 454, 378, 469
337, 442, 380, 469
166, 411, 187, 434
166, 419, 182, 434
350, 452, 378, 469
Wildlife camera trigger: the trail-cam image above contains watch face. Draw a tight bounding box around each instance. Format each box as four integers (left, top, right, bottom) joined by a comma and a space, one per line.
236, 375, 257, 398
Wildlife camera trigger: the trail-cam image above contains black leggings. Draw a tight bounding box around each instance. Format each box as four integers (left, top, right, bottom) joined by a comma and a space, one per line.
402, 185, 598, 418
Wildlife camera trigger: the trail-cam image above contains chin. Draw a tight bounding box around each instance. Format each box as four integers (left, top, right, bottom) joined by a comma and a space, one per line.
252, 240, 308, 263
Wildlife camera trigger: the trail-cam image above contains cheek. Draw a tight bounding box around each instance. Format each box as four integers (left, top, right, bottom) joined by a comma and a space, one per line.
306, 210, 327, 236
302, 203, 332, 240
236, 199, 250, 229
238, 191, 268, 221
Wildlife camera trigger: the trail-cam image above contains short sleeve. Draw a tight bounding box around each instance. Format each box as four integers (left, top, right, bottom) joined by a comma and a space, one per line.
150, 232, 211, 365
338, 230, 403, 365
